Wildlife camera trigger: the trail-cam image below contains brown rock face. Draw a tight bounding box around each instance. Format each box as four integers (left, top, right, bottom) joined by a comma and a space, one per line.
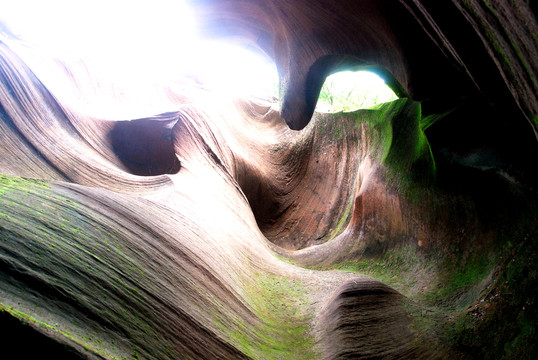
109, 114, 181, 176
0, 1, 537, 359
192, 0, 537, 135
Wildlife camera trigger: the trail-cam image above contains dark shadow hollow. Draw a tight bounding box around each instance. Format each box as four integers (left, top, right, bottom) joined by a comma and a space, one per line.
109, 113, 181, 176
0, 311, 86, 360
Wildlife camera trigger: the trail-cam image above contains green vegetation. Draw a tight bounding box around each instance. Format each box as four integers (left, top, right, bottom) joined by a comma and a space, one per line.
0, 173, 168, 360
424, 250, 495, 308
274, 253, 299, 266
327, 241, 494, 305
326, 229, 536, 358
354, 99, 436, 201
448, 236, 538, 359
331, 244, 435, 298
317, 71, 398, 113
0, 173, 50, 196
222, 270, 317, 359
0, 303, 128, 359
327, 197, 354, 240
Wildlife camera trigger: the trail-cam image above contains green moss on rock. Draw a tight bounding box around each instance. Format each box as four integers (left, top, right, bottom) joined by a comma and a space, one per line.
229, 270, 317, 359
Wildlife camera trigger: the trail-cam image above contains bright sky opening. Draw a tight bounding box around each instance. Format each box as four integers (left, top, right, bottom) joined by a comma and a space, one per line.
0, 0, 396, 114
316, 71, 398, 113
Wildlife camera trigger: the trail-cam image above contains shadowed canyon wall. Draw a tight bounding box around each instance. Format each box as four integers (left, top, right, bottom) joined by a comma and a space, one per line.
0, 1, 537, 359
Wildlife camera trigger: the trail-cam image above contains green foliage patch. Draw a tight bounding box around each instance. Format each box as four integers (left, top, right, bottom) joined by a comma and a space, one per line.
331, 244, 435, 298
0, 173, 50, 196
317, 71, 398, 113
228, 270, 317, 360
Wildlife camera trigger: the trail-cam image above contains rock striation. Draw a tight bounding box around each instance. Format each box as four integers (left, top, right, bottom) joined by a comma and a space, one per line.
0, 1, 537, 359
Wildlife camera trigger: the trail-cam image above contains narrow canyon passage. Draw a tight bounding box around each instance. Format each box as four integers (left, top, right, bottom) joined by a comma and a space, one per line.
0, 1, 537, 359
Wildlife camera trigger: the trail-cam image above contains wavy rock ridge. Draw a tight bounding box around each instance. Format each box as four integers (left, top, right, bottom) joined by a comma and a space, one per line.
1, 1, 537, 359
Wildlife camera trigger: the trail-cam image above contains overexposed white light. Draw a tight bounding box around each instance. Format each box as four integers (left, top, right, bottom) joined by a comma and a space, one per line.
190, 41, 279, 98
0, 0, 279, 111
0, 2, 393, 115
0, 1, 195, 54
329, 71, 386, 90
316, 71, 398, 113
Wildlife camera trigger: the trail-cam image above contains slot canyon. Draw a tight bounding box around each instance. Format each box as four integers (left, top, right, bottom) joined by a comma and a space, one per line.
0, 0, 537, 359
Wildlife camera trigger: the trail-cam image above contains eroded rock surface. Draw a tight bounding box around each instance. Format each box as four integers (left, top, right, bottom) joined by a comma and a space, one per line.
0, 1, 536, 359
